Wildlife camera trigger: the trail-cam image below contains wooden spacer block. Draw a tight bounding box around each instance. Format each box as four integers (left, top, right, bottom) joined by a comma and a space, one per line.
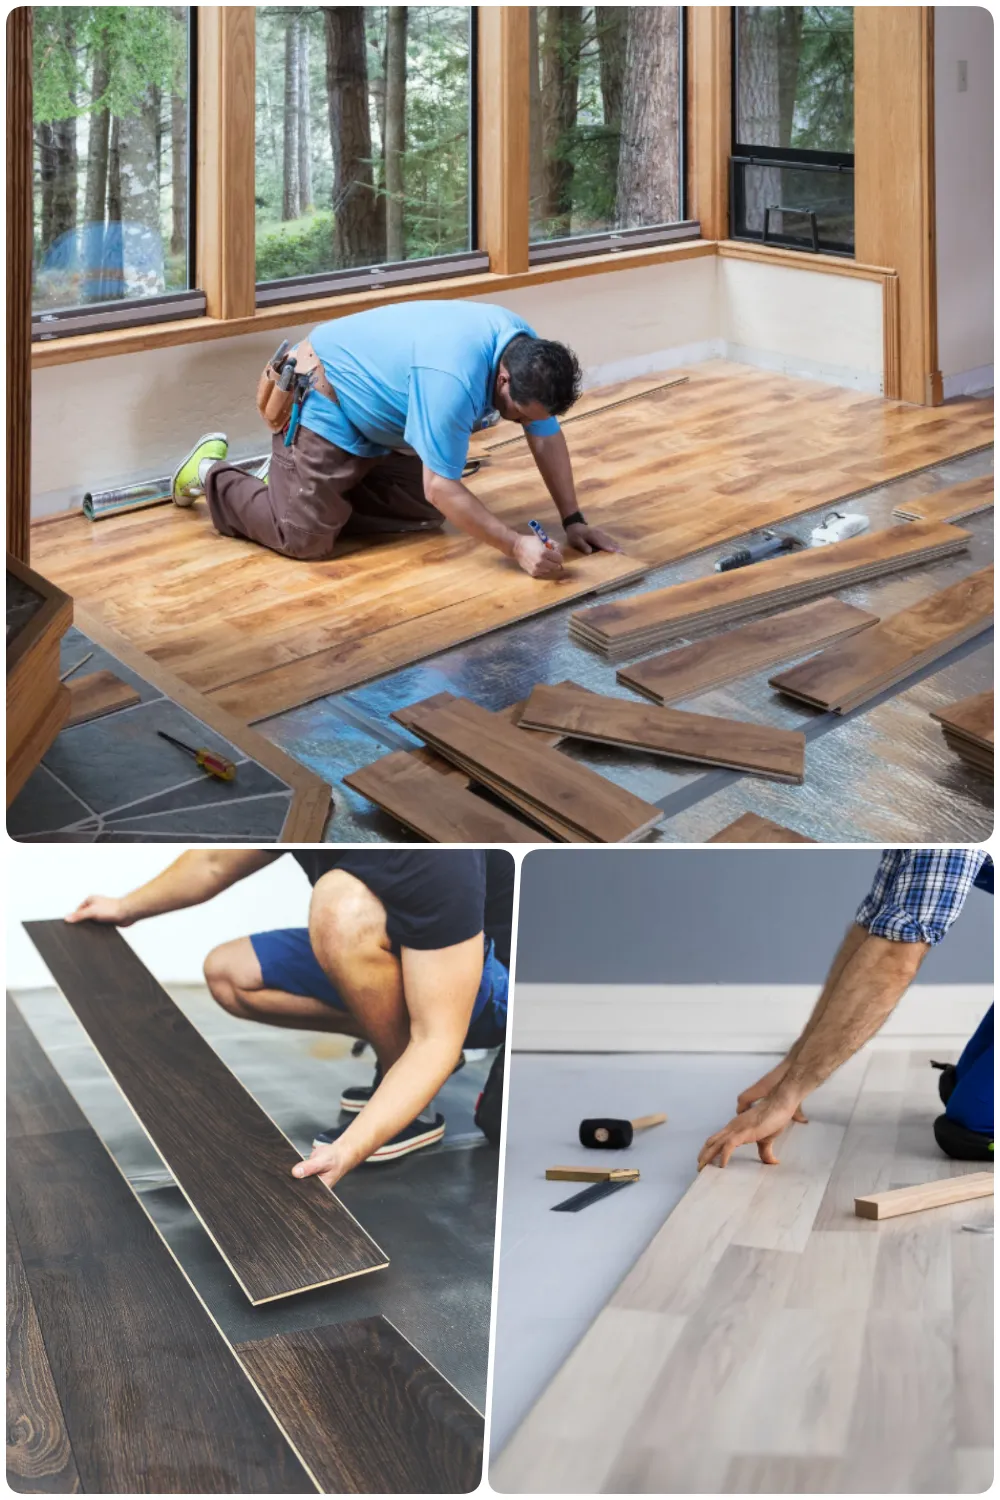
854, 1171, 993, 1221
546, 1166, 641, 1184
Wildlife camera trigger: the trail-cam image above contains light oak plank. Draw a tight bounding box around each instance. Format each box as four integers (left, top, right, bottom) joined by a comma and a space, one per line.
64, 669, 141, 728
892, 474, 994, 523
855, 1172, 994, 1221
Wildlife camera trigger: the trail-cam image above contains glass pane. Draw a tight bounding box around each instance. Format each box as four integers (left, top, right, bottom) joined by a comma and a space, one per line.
32, 7, 191, 311
529, 6, 683, 244
733, 161, 854, 253
254, 7, 472, 283
735, 6, 854, 155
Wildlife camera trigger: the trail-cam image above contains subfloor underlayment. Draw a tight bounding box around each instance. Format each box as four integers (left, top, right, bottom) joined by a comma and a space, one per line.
260, 447, 993, 845
10, 985, 498, 1410
489, 1051, 783, 1455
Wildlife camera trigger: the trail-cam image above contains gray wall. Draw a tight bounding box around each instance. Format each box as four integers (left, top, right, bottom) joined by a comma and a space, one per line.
517, 850, 993, 984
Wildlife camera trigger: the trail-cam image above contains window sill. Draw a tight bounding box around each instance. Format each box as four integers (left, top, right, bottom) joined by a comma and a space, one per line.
31, 239, 717, 369
717, 239, 894, 280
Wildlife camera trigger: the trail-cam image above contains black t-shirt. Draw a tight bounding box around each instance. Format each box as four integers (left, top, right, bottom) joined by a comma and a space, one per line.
291, 850, 514, 964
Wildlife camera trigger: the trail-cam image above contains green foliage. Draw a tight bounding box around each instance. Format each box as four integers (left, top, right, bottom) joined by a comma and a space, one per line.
255, 212, 336, 282
33, 6, 186, 123
790, 7, 854, 153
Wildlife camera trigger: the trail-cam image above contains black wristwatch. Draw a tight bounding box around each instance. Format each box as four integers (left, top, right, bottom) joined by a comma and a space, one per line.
562, 510, 587, 531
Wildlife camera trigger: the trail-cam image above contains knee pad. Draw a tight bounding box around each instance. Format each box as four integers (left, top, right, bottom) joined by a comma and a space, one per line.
933, 1112, 994, 1163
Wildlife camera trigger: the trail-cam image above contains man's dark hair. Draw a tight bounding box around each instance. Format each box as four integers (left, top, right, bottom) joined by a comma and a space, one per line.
501, 334, 582, 416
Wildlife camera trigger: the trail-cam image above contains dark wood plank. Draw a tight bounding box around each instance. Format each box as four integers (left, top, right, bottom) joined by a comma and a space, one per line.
6, 995, 89, 1141
6, 1208, 81, 1494
237, 1317, 484, 1494
64, 668, 142, 727
6, 999, 312, 1494
770, 567, 993, 713
707, 812, 816, 843
617, 599, 879, 704
400, 696, 663, 842
892, 473, 994, 522
569, 521, 971, 659
22, 922, 388, 1303
344, 749, 552, 842
519, 682, 806, 783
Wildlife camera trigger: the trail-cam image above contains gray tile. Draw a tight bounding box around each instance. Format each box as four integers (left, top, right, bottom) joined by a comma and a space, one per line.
106, 790, 293, 839
8, 765, 95, 837
102, 757, 288, 822
58, 625, 165, 704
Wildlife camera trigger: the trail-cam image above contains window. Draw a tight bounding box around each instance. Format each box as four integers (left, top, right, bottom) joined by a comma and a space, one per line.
528, 7, 693, 258
731, 6, 855, 255
254, 7, 482, 299
32, 6, 198, 337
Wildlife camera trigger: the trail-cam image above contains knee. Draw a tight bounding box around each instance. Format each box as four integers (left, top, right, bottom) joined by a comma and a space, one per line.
203, 943, 256, 1019
275, 526, 337, 562
309, 874, 387, 971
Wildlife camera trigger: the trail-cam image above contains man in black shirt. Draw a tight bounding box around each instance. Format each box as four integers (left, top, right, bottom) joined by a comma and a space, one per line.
67, 850, 512, 1186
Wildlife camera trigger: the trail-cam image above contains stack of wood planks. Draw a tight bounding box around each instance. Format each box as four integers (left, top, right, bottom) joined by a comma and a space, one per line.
931, 689, 994, 776
891, 473, 993, 524
770, 567, 993, 713
517, 681, 806, 783
386, 694, 664, 842
568, 521, 971, 660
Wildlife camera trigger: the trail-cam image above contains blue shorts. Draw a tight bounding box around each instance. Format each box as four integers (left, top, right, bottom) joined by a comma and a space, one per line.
249, 928, 508, 1049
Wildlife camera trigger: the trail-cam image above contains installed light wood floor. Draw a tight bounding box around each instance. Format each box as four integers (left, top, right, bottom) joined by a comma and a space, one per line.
31, 364, 991, 722
492, 1050, 994, 1495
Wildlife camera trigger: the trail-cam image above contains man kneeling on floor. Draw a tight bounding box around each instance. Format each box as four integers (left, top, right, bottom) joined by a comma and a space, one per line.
169, 300, 620, 579
699, 848, 993, 1170
67, 849, 511, 1186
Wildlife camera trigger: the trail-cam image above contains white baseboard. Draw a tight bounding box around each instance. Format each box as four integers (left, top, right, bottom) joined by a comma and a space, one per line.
510, 983, 991, 1053
942, 363, 994, 399
582, 339, 725, 391
723, 342, 883, 394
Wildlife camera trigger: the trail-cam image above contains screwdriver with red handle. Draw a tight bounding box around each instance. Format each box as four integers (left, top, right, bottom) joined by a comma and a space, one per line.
157, 730, 237, 782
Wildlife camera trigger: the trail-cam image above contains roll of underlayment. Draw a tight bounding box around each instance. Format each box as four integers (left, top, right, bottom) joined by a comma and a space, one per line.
83, 454, 270, 521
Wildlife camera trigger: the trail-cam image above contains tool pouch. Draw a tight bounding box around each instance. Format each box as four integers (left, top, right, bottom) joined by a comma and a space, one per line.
257, 367, 297, 432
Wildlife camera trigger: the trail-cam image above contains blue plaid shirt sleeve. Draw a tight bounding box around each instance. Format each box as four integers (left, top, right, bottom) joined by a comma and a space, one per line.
855, 849, 989, 944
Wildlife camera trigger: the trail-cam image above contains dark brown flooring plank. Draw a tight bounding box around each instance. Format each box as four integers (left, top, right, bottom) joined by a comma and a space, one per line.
931, 688, 994, 749
21, 922, 388, 1303
6, 999, 312, 1495
6, 1208, 81, 1494
707, 813, 816, 843
519, 681, 806, 783
236, 1317, 484, 1494
6, 996, 90, 1141
616, 599, 879, 704
343, 749, 552, 843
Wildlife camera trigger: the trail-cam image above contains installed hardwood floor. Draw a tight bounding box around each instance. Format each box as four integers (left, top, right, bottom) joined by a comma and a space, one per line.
6, 997, 311, 1494
30, 363, 992, 720
492, 1051, 994, 1494
22, 923, 388, 1302
237, 1317, 485, 1493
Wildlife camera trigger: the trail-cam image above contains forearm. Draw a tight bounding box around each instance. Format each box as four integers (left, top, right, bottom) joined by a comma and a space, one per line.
117, 851, 277, 921
785, 923, 869, 1065
323, 1034, 463, 1173
424, 474, 518, 556
526, 430, 578, 520
778, 934, 927, 1101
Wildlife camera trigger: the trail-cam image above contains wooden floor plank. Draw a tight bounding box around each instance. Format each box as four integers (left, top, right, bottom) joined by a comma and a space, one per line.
770, 567, 993, 713
518, 681, 806, 782
707, 813, 815, 843
236, 1317, 484, 1493
892, 473, 993, 523
64, 668, 141, 728
343, 749, 552, 842
492, 1052, 993, 1493
22, 922, 388, 1303
931, 688, 994, 749
6, 1208, 81, 1494
6, 998, 312, 1494
570, 520, 972, 659
617, 599, 879, 705
29, 364, 993, 717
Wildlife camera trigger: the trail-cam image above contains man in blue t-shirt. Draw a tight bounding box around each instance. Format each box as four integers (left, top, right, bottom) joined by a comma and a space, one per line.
169, 301, 620, 580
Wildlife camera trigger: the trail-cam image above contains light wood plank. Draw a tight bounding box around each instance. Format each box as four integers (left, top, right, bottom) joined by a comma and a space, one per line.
64, 669, 141, 728
892, 473, 994, 523
855, 1173, 994, 1221
477, 7, 530, 275
196, 9, 256, 320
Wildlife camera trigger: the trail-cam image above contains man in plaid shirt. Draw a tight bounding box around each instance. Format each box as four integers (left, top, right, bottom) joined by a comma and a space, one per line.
699, 849, 993, 1170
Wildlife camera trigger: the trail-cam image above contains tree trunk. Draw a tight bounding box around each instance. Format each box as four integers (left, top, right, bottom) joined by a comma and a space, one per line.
282, 15, 301, 220
49, 12, 78, 242
615, 7, 680, 229
107, 116, 122, 222
323, 6, 385, 267
776, 7, 804, 148
528, 7, 544, 227
298, 21, 313, 212
539, 6, 583, 234
117, 90, 164, 291
735, 7, 783, 232
85, 45, 111, 224
596, 5, 627, 129
384, 6, 407, 261
169, 6, 187, 255
36, 123, 56, 249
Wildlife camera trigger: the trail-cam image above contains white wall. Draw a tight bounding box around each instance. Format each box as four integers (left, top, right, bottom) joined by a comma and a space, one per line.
934, 5, 994, 394
6, 846, 315, 989
30, 252, 886, 517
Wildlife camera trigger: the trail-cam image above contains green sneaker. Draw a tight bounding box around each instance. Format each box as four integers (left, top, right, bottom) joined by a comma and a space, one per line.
171, 432, 228, 507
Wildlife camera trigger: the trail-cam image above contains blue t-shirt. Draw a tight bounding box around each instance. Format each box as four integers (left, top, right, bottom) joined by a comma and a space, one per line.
299, 301, 561, 480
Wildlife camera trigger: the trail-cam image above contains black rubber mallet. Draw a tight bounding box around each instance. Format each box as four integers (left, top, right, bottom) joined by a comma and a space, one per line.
579, 1112, 667, 1150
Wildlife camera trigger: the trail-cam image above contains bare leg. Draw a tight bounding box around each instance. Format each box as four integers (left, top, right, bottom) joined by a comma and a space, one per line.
308, 870, 413, 1073
203, 936, 371, 1038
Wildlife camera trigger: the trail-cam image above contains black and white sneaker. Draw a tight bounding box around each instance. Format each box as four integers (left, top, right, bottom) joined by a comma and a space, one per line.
312, 1114, 446, 1161
339, 1053, 465, 1114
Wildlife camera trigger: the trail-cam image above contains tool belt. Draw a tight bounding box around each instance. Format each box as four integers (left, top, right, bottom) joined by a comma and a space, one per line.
256, 338, 338, 433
